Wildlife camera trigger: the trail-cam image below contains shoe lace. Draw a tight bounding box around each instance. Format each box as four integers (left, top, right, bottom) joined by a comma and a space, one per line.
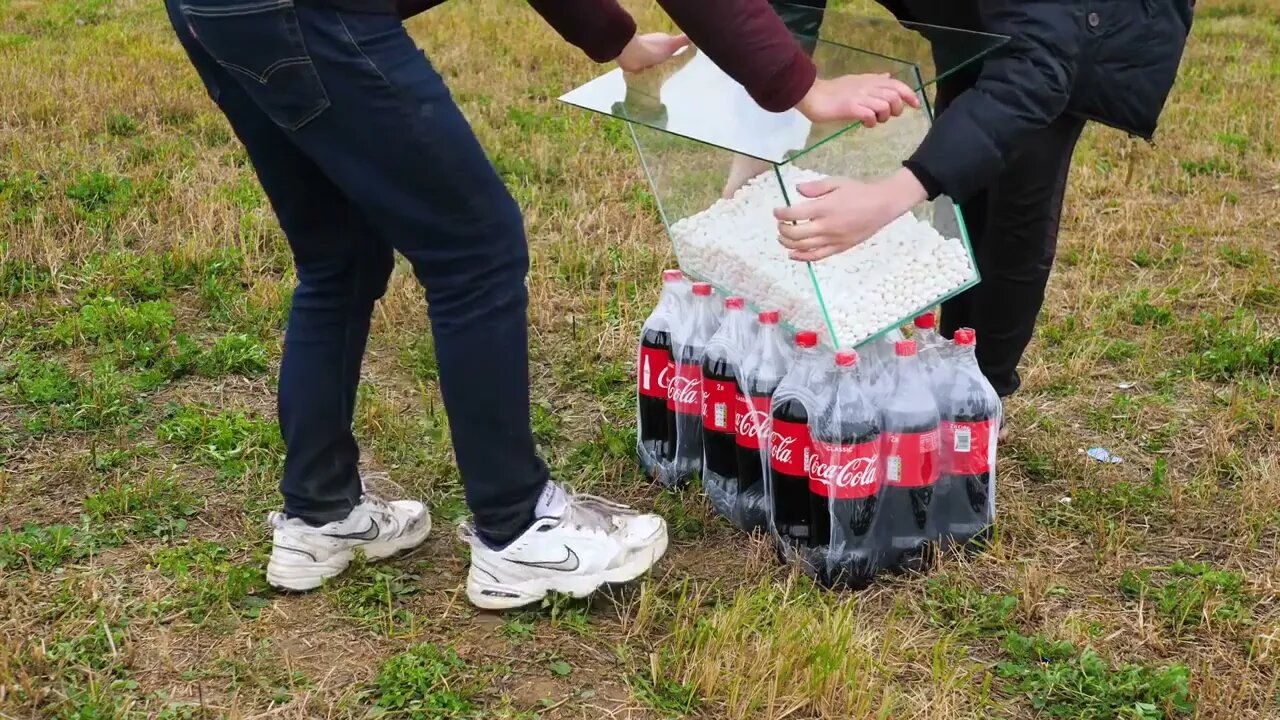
359, 490, 397, 526
267, 511, 287, 531
560, 493, 622, 536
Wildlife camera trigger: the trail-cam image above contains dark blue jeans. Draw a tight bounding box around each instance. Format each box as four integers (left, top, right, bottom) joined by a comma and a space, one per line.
165, 0, 549, 541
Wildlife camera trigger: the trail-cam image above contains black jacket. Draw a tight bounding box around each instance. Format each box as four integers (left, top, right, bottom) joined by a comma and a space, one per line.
778, 0, 1196, 203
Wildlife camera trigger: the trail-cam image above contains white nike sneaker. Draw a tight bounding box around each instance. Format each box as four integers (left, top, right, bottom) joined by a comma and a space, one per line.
461, 490, 668, 610
265, 492, 431, 591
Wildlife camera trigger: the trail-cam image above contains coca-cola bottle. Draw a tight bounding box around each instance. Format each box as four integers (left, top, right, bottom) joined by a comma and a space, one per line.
935, 328, 1001, 550
913, 312, 944, 375
702, 296, 752, 516
769, 330, 822, 548
668, 282, 719, 486
808, 350, 882, 589
636, 269, 687, 479
733, 310, 789, 531
859, 330, 901, 405
876, 339, 942, 573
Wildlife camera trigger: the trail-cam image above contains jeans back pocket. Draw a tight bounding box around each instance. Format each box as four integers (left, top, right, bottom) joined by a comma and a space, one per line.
181, 0, 330, 130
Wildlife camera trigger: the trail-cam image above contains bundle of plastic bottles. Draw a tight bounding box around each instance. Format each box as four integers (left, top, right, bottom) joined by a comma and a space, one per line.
635, 270, 1002, 589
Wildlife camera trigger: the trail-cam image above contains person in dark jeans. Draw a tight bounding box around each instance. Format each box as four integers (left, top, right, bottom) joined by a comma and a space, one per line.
770, 0, 1196, 422
164, 0, 917, 608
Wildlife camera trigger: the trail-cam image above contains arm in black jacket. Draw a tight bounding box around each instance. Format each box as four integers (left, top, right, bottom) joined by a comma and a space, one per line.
906, 0, 1080, 203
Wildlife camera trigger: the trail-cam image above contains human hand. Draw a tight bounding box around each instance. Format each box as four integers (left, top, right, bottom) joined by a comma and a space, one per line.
615, 32, 692, 73
773, 168, 927, 262
722, 154, 773, 199
794, 73, 920, 126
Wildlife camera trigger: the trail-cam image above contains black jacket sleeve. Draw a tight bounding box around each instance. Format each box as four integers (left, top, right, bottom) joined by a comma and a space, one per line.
906, 0, 1081, 203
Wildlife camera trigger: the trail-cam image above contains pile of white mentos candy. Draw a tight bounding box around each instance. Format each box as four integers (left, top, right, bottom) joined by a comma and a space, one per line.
669, 165, 976, 347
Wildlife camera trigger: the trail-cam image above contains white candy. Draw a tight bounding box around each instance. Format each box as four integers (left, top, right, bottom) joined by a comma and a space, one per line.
670, 165, 976, 347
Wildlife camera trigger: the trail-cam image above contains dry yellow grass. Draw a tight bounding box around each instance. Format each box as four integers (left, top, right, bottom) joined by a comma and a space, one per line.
1, 0, 1278, 718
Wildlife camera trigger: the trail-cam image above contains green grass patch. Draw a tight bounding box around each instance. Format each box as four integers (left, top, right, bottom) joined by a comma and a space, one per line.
0, 353, 148, 432
155, 404, 283, 476
0, 523, 96, 571
996, 633, 1193, 719
1119, 560, 1251, 635
1217, 244, 1264, 269
48, 296, 201, 376
920, 573, 1020, 638
0, 256, 54, 296
1072, 459, 1171, 517
151, 540, 271, 625
84, 474, 199, 541
64, 170, 134, 231
0, 170, 50, 225
365, 643, 483, 719
197, 333, 269, 376
328, 558, 423, 636
1186, 311, 1280, 380
1125, 290, 1174, 327
178, 641, 313, 705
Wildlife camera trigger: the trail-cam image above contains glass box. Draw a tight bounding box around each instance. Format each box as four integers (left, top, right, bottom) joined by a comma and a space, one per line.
560, 6, 1007, 349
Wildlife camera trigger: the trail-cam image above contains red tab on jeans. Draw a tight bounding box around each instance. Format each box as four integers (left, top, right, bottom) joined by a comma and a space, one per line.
668, 361, 702, 414
702, 376, 737, 431
735, 393, 770, 451
769, 418, 811, 476
942, 419, 994, 475
808, 438, 880, 499
637, 345, 671, 400
882, 428, 940, 488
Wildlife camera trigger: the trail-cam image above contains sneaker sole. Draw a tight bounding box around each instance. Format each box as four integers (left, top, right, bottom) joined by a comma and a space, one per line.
465, 528, 669, 611
266, 515, 433, 592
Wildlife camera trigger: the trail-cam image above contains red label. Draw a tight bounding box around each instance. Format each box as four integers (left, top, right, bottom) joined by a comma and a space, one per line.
769, 418, 812, 476
702, 376, 737, 431
735, 394, 770, 450
881, 429, 940, 488
637, 346, 671, 400
668, 362, 702, 414
808, 439, 880, 499
942, 419, 994, 475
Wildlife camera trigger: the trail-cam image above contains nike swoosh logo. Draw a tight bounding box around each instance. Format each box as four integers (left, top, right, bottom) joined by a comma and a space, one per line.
323, 519, 379, 541
508, 545, 580, 572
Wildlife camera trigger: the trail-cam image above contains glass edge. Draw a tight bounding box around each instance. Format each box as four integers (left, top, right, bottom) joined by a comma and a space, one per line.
557, 96, 791, 165
560, 22, 1008, 163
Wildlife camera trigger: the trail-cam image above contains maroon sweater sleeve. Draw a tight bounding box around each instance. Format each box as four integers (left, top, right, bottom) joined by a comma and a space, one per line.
524, 0, 638, 63
527, 0, 816, 113
655, 0, 817, 112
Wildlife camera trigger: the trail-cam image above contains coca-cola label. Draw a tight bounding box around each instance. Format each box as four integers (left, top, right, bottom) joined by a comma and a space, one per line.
735, 394, 770, 450
769, 418, 811, 477
637, 345, 671, 400
808, 439, 880, 499
702, 376, 737, 432
882, 429, 940, 488
668, 362, 701, 414
942, 419, 994, 475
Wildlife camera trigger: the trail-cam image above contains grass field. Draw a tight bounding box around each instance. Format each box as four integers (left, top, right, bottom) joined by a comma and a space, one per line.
2, 0, 1279, 717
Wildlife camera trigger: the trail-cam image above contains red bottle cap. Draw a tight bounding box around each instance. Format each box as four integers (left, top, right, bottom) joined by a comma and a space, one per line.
954, 328, 976, 346
795, 330, 818, 348
895, 340, 917, 357
662, 269, 685, 282
692, 282, 713, 296
835, 350, 858, 367
914, 312, 936, 330
725, 296, 745, 310
758, 310, 780, 324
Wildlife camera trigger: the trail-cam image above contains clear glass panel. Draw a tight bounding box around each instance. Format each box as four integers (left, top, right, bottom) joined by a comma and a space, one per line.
560, 10, 1005, 348
559, 9, 1005, 161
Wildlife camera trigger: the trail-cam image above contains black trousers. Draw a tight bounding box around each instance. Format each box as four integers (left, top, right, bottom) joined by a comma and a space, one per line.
933, 76, 1087, 397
